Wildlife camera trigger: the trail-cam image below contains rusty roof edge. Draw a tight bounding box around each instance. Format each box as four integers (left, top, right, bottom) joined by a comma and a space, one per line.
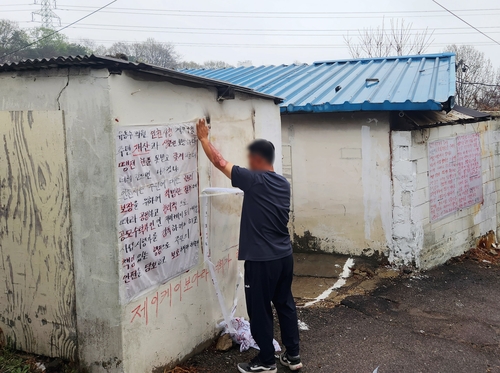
486, 111, 500, 118
401, 108, 492, 129
453, 105, 491, 119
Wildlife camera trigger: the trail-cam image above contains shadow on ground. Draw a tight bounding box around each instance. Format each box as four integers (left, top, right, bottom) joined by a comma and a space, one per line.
180, 259, 500, 373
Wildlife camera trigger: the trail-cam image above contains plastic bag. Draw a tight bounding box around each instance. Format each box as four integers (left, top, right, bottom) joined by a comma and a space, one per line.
218, 317, 281, 353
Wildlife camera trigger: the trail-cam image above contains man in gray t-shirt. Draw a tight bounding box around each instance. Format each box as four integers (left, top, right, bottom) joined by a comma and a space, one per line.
231, 165, 293, 262
196, 119, 303, 373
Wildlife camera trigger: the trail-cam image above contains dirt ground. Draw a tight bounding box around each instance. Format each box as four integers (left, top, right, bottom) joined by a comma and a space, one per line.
178, 256, 500, 373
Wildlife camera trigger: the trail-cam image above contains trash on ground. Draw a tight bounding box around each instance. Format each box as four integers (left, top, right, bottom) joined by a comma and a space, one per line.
215, 333, 233, 351
298, 320, 310, 331
218, 317, 281, 352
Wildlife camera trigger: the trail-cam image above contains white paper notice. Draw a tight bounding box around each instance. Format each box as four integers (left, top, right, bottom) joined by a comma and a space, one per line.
116, 123, 200, 301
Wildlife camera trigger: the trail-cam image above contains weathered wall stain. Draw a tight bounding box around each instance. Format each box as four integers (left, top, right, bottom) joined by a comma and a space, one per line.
282, 113, 392, 257
293, 230, 323, 253
0, 111, 77, 360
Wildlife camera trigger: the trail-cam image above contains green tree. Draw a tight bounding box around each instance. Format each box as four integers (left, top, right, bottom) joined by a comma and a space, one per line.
27, 27, 87, 59
0, 20, 88, 63
0, 19, 30, 63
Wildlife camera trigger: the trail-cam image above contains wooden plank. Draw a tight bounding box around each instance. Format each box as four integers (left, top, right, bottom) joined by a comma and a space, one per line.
0, 111, 77, 360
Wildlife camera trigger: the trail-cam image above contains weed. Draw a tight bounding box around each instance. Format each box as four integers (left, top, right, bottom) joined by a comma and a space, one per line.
0, 347, 37, 373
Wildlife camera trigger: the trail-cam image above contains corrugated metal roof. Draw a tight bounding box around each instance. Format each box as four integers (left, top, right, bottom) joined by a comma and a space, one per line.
0, 55, 282, 103
183, 53, 456, 113
393, 105, 491, 130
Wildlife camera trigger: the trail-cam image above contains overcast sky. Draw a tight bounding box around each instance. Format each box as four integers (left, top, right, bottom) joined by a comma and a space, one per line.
2, 0, 500, 67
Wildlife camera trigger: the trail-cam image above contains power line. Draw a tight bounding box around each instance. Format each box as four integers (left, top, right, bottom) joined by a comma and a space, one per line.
64, 25, 500, 38
45, 23, 500, 33
432, 0, 500, 46
71, 39, 500, 49
0, 9, 36, 12
54, 7, 500, 19
56, 4, 500, 15
0, 0, 118, 61
62, 23, 500, 37
457, 79, 500, 88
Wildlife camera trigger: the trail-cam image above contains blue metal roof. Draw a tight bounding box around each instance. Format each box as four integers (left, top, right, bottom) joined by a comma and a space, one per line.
182, 53, 456, 113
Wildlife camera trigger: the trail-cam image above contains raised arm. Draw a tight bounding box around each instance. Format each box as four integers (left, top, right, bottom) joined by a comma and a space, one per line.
196, 118, 233, 179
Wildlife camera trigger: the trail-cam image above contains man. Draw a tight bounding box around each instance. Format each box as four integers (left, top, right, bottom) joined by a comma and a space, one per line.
196, 118, 303, 373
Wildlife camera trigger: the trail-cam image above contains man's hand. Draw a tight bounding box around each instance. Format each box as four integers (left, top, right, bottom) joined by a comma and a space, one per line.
196, 118, 209, 142
196, 118, 233, 179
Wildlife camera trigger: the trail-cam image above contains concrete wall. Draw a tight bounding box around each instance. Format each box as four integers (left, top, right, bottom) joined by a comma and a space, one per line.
281, 112, 392, 257
108, 70, 282, 373
391, 118, 500, 269
0, 68, 282, 372
0, 67, 122, 370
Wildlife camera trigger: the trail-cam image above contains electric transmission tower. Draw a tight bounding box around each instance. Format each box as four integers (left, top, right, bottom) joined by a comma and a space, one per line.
32, 0, 61, 28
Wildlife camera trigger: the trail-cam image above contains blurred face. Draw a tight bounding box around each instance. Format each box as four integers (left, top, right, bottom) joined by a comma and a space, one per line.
248, 153, 268, 171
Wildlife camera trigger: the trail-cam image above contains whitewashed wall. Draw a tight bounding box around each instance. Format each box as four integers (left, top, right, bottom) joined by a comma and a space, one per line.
109, 71, 282, 373
281, 112, 392, 257
0, 67, 122, 370
0, 68, 282, 373
391, 118, 500, 269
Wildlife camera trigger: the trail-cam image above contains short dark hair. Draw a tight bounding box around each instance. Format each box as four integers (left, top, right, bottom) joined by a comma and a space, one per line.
248, 139, 275, 164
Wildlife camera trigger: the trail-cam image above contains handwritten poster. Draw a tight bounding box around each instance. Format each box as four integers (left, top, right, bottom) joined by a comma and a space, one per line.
429, 133, 482, 222
429, 138, 457, 221
456, 133, 483, 209
116, 123, 200, 301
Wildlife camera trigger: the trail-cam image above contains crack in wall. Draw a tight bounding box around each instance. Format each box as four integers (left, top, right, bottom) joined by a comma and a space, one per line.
56, 69, 70, 110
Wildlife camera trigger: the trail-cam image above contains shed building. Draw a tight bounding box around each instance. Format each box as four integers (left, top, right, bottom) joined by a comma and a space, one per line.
184, 53, 500, 268
0, 55, 282, 373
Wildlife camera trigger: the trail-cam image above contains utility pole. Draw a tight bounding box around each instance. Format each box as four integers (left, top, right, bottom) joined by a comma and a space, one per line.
32, 0, 61, 28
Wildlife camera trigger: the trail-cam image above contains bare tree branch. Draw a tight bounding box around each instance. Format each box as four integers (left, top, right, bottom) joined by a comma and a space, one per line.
344, 18, 434, 58
447, 44, 500, 110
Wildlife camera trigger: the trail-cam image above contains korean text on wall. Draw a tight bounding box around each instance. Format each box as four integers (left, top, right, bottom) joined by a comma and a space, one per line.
429, 133, 483, 222
116, 123, 200, 301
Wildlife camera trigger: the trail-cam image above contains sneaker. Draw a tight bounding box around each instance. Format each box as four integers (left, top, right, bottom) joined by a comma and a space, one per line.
237, 357, 277, 373
280, 351, 303, 371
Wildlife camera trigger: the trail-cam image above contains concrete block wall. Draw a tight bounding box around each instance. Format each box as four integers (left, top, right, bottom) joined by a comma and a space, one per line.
391, 118, 500, 269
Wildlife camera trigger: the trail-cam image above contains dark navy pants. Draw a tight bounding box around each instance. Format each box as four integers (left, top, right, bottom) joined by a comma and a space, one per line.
244, 254, 300, 365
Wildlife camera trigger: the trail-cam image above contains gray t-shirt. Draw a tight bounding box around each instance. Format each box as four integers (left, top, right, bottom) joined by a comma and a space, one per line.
231, 166, 293, 261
